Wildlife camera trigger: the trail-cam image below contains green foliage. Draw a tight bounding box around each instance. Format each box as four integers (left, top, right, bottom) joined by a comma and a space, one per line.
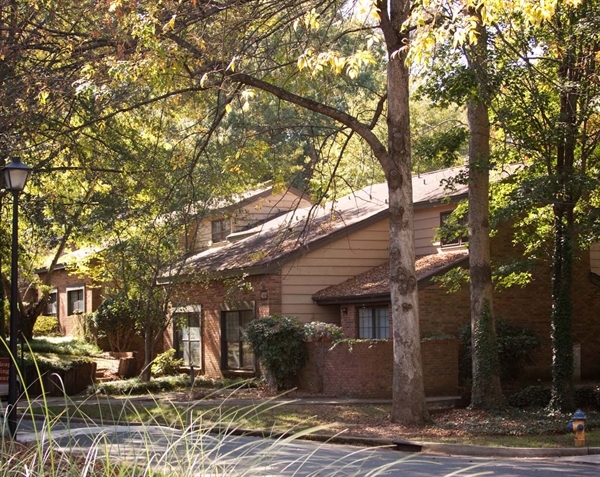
508, 385, 600, 410
94, 293, 140, 352
22, 353, 94, 372
90, 375, 190, 396
151, 349, 184, 377
244, 315, 307, 390
492, 259, 535, 290
75, 312, 98, 344
303, 322, 344, 342
32, 315, 61, 337
24, 337, 101, 356
470, 300, 504, 409
432, 267, 470, 293
507, 386, 552, 409
413, 126, 469, 172
460, 319, 542, 383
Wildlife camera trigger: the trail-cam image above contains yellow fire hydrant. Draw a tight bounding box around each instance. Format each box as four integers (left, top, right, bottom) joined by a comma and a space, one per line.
567, 409, 587, 447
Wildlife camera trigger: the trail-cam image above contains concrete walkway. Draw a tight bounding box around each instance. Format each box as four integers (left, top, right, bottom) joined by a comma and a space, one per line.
15, 393, 600, 465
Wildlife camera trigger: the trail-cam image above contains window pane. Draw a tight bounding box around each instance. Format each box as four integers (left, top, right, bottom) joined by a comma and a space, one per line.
68, 289, 84, 315
225, 312, 240, 341
47, 293, 57, 316
358, 308, 373, 339
241, 341, 254, 369
375, 307, 389, 339
189, 342, 201, 367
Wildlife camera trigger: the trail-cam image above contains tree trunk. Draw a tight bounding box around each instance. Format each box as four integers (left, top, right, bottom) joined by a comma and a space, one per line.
231, 0, 430, 424
548, 205, 575, 412
464, 12, 503, 410
548, 19, 579, 411
383, 0, 430, 425
467, 101, 503, 409
140, 326, 154, 382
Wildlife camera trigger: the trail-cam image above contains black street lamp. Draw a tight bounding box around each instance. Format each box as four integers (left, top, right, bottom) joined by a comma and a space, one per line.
3, 157, 32, 438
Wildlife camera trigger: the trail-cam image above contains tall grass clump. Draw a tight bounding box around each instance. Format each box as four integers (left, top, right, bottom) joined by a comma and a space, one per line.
0, 350, 439, 476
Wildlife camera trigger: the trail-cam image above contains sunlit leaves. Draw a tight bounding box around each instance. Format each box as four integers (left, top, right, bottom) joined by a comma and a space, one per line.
298, 48, 375, 78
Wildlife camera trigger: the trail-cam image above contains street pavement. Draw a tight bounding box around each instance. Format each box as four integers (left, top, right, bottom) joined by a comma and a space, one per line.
12, 415, 600, 476
9, 394, 600, 475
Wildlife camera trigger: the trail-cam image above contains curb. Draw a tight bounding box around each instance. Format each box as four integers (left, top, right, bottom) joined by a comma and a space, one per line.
408, 441, 600, 458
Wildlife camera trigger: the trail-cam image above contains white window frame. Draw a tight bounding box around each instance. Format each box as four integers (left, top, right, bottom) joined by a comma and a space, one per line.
66, 286, 85, 315
173, 305, 202, 368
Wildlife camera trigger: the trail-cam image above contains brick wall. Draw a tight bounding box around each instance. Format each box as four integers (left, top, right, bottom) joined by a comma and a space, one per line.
416, 225, 600, 381
37, 268, 100, 336
297, 339, 458, 398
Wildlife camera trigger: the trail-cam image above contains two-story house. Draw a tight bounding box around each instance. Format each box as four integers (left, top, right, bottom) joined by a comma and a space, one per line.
165, 165, 600, 399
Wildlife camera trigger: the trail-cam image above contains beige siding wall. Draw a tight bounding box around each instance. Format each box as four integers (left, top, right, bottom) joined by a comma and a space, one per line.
281, 219, 390, 324
414, 203, 459, 255
591, 243, 600, 275
233, 191, 311, 231
188, 191, 311, 252
281, 203, 465, 324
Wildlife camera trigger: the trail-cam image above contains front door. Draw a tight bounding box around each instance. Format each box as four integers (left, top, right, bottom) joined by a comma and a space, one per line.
221, 310, 254, 370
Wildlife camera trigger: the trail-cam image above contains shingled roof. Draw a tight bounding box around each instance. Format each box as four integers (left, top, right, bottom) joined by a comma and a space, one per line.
312, 250, 469, 304
168, 167, 470, 279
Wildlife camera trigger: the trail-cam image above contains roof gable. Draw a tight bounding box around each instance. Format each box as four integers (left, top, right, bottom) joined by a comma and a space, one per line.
312, 251, 469, 304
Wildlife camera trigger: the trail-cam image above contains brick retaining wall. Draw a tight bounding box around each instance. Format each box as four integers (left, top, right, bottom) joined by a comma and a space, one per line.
297, 338, 458, 398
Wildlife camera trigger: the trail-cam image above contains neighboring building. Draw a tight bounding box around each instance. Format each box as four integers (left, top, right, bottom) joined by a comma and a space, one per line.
36, 248, 103, 335
165, 165, 600, 399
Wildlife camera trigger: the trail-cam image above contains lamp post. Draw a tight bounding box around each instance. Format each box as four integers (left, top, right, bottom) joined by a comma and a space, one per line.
3, 157, 32, 438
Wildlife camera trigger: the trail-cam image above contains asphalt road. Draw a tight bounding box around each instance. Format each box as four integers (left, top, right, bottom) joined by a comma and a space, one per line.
15, 421, 600, 476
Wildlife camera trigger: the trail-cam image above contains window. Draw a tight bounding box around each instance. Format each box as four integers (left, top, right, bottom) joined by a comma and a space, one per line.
175, 311, 202, 367
211, 218, 231, 243
46, 291, 57, 316
440, 211, 468, 247
221, 309, 254, 370
67, 288, 84, 315
358, 306, 389, 339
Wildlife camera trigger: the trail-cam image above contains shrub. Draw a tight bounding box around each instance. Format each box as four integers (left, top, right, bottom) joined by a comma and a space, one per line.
94, 293, 140, 352
152, 349, 184, 377
90, 375, 190, 395
507, 386, 552, 408
244, 315, 307, 390
575, 386, 600, 409
75, 312, 98, 344
303, 321, 344, 342
508, 385, 600, 410
25, 337, 101, 356
459, 319, 542, 383
32, 315, 61, 337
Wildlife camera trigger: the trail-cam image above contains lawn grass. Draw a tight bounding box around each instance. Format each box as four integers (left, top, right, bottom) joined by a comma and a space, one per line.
34, 399, 600, 449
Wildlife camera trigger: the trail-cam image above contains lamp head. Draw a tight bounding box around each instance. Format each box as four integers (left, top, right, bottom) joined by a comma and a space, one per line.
3, 157, 33, 192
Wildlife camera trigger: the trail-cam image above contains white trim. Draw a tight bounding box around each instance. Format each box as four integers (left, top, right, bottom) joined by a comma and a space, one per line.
66, 286, 85, 315
173, 304, 202, 314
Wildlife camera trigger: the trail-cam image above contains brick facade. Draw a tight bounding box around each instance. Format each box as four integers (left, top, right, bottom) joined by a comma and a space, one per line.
171, 272, 283, 379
